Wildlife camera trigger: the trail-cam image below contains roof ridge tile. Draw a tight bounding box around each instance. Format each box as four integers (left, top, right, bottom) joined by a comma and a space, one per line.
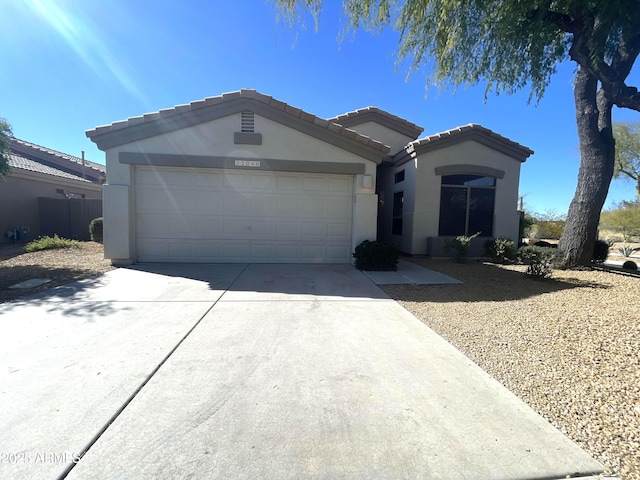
86, 89, 391, 156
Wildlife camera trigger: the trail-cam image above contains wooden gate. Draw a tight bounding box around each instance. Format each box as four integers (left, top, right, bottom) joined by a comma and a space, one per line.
38, 198, 103, 241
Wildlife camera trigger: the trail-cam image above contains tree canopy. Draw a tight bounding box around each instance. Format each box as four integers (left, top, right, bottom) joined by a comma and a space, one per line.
0, 118, 12, 179
613, 121, 640, 198
276, 0, 640, 106
275, 0, 640, 267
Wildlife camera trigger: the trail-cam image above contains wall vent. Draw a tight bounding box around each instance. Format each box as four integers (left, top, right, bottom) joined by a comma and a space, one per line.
241, 112, 255, 133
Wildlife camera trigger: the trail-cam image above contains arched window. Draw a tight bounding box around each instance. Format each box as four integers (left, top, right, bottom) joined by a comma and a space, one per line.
438, 174, 496, 237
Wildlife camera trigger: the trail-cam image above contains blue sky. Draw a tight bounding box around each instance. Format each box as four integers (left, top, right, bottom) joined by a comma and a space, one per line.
2, 0, 639, 215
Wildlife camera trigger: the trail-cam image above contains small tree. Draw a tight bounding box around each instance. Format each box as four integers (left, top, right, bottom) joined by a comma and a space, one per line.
600, 201, 640, 242
0, 118, 13, 179
613, 122, 640, 199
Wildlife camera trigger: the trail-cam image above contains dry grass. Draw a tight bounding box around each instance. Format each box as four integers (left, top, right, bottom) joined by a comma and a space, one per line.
0, 242, 114, 303
383, 259, 640, 480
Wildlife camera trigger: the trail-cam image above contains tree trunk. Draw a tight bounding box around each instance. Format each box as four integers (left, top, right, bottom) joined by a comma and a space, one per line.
559, 67, 615, 268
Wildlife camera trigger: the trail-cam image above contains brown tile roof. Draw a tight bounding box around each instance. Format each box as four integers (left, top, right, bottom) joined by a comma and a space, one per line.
8, 152, 92, 182
86, 89, 391, 160
10, 139, 106, 183
329, 107, 424, 139
404, 124, 533, 162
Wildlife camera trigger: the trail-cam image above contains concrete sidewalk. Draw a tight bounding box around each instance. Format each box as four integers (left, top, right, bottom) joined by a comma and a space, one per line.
1, 264, 604, 479
362, 259, 462, 285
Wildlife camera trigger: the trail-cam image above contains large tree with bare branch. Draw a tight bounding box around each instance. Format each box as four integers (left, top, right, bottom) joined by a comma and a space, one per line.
275, 0, 640, 267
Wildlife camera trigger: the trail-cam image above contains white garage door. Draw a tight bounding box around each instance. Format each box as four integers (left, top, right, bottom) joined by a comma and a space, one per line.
135, 167, 354, 263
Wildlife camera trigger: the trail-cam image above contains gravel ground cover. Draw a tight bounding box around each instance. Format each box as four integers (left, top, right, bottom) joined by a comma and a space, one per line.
383, 259, 640, 480
0, 242, 114, 303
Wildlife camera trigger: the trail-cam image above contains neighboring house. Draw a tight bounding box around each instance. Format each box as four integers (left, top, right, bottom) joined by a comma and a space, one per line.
87, 89, 532, 264
1, 139, 105, 243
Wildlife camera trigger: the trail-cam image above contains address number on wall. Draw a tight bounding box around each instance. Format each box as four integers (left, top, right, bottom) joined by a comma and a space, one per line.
234, 160, 261, 167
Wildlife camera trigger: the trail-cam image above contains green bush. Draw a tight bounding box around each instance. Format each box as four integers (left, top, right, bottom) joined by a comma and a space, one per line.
353, 240, 399, 271
444, 233, 480, 263
592, 240, 610, 262
484, 237, 516, 264
89, 217, 104, 243
517, 245, 560, 279
25, 235, 82, 253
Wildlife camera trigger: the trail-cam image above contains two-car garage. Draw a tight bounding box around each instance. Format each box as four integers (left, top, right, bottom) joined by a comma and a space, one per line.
134, 167, 355, 263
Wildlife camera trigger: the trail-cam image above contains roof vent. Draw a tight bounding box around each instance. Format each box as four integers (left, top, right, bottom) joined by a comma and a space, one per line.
241, 112, 255, 133
234, 112, 262, 145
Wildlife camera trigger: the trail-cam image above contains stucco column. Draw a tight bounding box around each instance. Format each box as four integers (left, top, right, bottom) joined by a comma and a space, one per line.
103, 184, 133, 264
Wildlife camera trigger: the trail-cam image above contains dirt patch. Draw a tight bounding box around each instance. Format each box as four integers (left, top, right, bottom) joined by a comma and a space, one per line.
383, 258, 640, 480
0, 242, 114, 303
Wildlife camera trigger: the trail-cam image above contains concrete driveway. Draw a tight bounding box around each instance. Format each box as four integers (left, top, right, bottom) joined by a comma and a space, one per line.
0, 264, 604, 479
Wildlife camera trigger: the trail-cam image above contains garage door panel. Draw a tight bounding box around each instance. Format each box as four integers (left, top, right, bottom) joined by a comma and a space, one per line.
251, 174, 275, 189
250, 196, 274, 215
328, 198, 352, 218
224, 173, 253, 189
195, 172, 223, 187
302, 245, 324, 261
276, 196, 302, 216
138, 169, 195, 186
250, 221, 274, 236
303, 198, 324, 216
137, 214, 169, 235
329, 177, 352, 192
276, 176, 301, 190
327, 245, 351, 261
135, 167, 354, 263
276, 222, 300, 237
222, 219, 249, 237
327, 223, 350, 238
302, 223, 325, 237
196, 243, 223, 260
303, 176, 329, 191
195, 218, 223, 236
223, 193, 250, 215
168, 242, 194, 258
250, 244, 275, 259
193, 191, 224, 213
137, 189, 195, 214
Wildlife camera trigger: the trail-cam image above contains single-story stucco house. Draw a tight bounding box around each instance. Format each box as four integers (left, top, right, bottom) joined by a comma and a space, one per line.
1, 139, 105, 244
86, 89, 533, 265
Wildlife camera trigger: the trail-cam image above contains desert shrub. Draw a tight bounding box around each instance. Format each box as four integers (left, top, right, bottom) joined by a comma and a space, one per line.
89, 217, 103, 243
353, 240, 399, 271
592, 240, 610, 262
445, 233, 480, 263
622, 260, 638, 270
603, 237, 617, 247
517, 245, 560, 279
484, 237, 516, 264
618, 244, 639, 257
25, 235, 81, 253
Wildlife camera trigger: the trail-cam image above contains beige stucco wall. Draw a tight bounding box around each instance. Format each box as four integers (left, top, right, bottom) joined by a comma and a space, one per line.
0, 169, 102, 244
343, 121, 417, 156
101, 113, 380, 263
373, 140, 525, 255
403, 140, 523, 254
